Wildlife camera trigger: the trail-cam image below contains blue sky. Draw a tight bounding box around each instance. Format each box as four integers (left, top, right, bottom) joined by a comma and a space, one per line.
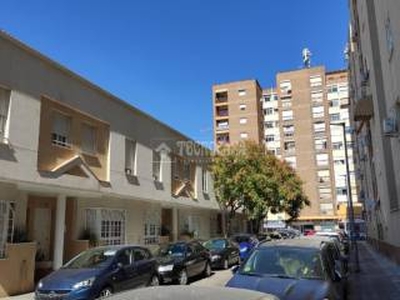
1, 0, 349, 142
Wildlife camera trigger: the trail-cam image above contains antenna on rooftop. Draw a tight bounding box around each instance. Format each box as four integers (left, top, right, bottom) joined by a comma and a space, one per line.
302, 48, 312, 68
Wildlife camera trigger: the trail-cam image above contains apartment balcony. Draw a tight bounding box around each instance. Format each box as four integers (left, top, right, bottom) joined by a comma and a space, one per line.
353, 78, 373, 121
284, 149, 296, 156
215, 91, 228, 105
216, 125, 229, 132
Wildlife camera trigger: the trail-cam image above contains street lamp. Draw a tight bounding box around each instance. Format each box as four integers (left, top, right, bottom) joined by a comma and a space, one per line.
330, 122, 360, 273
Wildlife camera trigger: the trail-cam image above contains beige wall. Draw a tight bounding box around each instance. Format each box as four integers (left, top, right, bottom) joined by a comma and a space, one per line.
0, 242, 36, 297
38, 97, 110, 182
213, 80, 264, 146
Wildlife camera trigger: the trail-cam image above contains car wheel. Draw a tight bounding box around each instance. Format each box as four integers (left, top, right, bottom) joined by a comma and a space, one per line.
98, 287, 113, 299
203, 262, 212, 277
223, 258, 229, 270
178, 269, 188, 285
149, 274, 160, 286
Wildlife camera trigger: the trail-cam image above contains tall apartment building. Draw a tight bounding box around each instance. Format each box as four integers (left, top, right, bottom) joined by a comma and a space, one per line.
214, 68, 359, 229
349, 0, 400, 263
0, 31, 230, 296
213, 80, 264, 146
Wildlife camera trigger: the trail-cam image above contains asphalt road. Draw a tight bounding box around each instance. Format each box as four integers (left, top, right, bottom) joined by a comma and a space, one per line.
190, 269, 233, 287
4, 269, 233, 299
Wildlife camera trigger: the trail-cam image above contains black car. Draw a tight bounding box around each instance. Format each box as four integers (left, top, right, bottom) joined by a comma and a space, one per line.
35, 245, 159, 300
203, 238, 240, 269
156, 241, 211, 285
227, 238, 347, 300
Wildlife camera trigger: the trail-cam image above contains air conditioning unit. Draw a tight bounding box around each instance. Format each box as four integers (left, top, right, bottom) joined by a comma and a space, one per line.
383, 117, 398, 137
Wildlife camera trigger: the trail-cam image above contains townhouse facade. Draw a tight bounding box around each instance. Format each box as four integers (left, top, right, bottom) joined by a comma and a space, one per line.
348, 0, 400, 263
0, 31, 223, 296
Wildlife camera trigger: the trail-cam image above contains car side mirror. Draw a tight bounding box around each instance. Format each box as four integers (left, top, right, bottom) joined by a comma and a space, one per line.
231, 265, 239, 274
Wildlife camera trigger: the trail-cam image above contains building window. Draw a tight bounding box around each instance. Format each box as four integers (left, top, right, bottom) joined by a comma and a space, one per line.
265, 135, 275, 142
86, 208, 126, 246
238, 89, 247, 96
144, 209, 161, 245
284, 141, 295, 154
125, 139, 137, 175
283, 125, 295, 138
385, 16, 394, 60
285, 156, 296, 169
215, 91, 228, 103
310, 75, 323, 88
52, 112, 71, 148
312, 106, 324, 118
0, 87, 11, 141
334, 159, 345, 165
239, 104, 246, 111
81, 123, 96, 154
265, 121, 274, 128
0, 201, 15, 258
202, 168, 209, 193
314, 121, 326, 133
329, 99, 340, 107
152, 150, 162, 182
239, 118, 247, 124
315, 138, 327, 151
316, 153, 329, 166
336, 188, 348, 196
281, 98, 292, 108
240, 132, 248, 139
330, 113, 341, 121
282, 110, 293, 121
332, 142, 343, 150
265, 108, 274, 115
280, 80, 292, 94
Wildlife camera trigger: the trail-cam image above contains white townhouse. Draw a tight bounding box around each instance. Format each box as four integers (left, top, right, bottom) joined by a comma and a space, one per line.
0, 31, 222, 296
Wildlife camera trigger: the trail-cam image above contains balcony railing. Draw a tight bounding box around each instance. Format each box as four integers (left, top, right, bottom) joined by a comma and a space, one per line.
216, 125, 229, 131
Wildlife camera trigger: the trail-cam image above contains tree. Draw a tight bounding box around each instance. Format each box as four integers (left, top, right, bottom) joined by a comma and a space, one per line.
211, 141, 309, 235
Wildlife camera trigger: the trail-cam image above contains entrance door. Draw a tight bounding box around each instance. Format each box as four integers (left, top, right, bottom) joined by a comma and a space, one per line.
34, 208, 52, 261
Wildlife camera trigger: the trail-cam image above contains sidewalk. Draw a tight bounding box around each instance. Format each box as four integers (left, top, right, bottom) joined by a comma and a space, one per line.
348, 241, 400, 300
2, 293, 33, 300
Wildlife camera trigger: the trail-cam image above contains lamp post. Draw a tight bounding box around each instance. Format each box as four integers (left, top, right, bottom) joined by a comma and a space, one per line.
330, 122, 360, 273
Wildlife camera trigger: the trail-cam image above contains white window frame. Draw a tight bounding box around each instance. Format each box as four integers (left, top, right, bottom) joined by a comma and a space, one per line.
240, 132, 248, 139
125, 138, 137, 176
0, 201, 15, 258
0, 87, 11, 143
81, 123, 97, 154
85, 208, 126, 246
52, 111, 72, 148
144, 208, 161, 245
238, 89, 247, 96
202, 168, 209, 193
239, 117, 248, 125
282, 110, 293, 121
152, 150, 162, 182
239, 104, 247, 111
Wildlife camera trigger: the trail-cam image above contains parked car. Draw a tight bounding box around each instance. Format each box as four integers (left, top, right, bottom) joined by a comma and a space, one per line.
35, 245, 159, 300
226, 238, 347, 300
156, 241, 211, 285
106, 286, 280, 300
230, 234, 259, 261
203, 238, 240, 269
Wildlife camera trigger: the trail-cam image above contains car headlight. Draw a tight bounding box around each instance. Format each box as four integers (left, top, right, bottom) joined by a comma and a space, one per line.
240, 247, 248, 253
158, 264, 174, 272
37, 281, 43, 289
72, 277, 95, 290
211, 255, 221, 261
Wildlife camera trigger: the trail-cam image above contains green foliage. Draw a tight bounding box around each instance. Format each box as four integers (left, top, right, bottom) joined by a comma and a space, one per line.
211, 141, 309, 233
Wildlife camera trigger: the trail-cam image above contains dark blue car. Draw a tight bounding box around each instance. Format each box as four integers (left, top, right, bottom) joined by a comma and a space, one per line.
226, 238, 347, 300
230, 234, 259, 261
35, 245, 159, 300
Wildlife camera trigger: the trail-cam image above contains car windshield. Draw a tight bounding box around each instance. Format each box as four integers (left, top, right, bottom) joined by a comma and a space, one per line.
158, 243, 186, 257
240, 247, 324, 280
203, 239, 226, 250
63, 248, 117, 269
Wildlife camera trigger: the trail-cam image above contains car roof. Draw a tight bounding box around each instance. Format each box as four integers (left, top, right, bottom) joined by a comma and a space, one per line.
107, 286, 278, 300
89, 244, 144, 251
258, 237, 329, 250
